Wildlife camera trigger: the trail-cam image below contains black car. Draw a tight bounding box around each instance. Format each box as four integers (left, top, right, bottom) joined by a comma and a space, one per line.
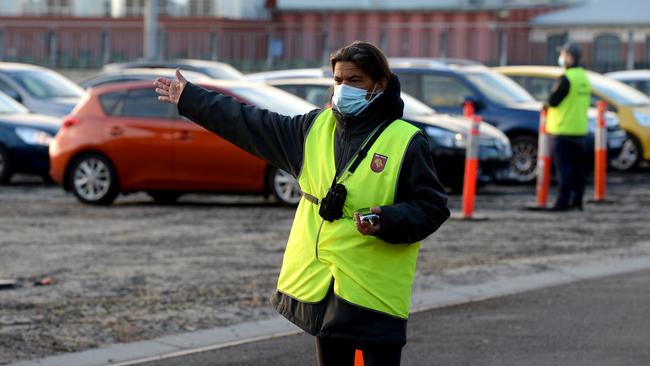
264, 77, 512, 191
0, 91, 60, 183
390, 58, 626, 183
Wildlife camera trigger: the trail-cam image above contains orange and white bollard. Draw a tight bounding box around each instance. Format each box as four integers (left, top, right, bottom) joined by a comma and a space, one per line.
462, 115, 481, 219
463, 99, 475, 120
594, 100, 608, 202
536, 109, 551, 208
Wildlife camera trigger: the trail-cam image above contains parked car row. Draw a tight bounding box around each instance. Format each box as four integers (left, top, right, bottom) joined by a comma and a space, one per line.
1, 58, 647, 207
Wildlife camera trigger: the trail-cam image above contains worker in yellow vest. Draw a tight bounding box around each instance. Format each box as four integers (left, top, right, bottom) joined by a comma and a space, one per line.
546, 42, 592, 211
154, 41, 450, 365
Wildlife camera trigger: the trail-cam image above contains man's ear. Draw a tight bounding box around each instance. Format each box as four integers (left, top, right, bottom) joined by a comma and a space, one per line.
377, 77, 388, 92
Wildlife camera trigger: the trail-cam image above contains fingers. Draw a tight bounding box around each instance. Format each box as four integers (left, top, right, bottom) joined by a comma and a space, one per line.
157, 95, 175, 104
175, 69, 187, 84
154, 88, 169, 97
153, 78, 172, 87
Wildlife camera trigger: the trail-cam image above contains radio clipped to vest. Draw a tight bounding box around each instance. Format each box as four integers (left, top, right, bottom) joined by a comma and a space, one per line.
317, 120, 391, 222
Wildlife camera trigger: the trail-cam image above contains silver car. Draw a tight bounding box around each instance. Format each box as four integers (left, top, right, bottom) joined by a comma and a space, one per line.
0, 62, 84, 117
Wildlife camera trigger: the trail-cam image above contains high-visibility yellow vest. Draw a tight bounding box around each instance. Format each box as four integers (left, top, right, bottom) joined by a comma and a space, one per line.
276, 108, 422, 319
547, 67, 591, 136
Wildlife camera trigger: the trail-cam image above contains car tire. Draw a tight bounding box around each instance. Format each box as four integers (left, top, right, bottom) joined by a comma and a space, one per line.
268, 167, 301, 206
610, 136, 641, 171
510, 135, 538, 183
0, 145, 12, 184
147, 192, 182, 205
68, 153, 119, 205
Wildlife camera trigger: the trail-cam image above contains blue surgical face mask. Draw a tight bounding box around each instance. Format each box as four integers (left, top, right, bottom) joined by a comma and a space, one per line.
558, 55, 566, 68
332, 83, 381, 116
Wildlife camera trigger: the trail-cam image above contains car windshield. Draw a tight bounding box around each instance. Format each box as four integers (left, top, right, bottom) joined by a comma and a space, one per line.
7, 70, 84, 99
401, 92, 436, 116
203, 64, 245, 80
588, 72, 650, 106
0, 91, 29, 113
465, 71, 535, 105
230, 86, 317, 116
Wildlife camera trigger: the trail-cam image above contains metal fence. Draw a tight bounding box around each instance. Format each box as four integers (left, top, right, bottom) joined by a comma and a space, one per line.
0, 17, 648, 73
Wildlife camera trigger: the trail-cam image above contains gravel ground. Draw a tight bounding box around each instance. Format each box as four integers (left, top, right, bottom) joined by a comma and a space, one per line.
1, 170, 649, 364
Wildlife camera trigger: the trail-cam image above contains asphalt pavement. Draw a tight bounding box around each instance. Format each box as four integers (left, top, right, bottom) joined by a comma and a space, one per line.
136, 268, 650, 366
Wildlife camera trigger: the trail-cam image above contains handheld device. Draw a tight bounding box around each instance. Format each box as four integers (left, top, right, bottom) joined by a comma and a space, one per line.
360, 213, 379, 226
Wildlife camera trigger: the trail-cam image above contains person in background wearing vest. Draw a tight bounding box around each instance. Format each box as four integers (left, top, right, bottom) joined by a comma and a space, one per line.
153, 41, 450, 365
545, 42, 592, 212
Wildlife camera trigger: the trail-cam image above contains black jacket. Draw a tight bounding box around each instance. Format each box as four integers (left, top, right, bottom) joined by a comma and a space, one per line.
546, 64, 582, 108
177, 75, 450, 346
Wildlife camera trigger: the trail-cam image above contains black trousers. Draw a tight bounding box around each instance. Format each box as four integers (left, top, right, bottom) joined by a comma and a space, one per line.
551, 135, 587, 209
316, 336, 403, 366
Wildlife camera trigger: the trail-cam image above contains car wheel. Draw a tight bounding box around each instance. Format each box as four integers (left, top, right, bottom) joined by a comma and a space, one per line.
147, 192, 182, 204
0, 145, 12, 184
610, 137, 640, 171
268, 167, 301, 206
69, 153, 119, 205
510, 135, 538, 183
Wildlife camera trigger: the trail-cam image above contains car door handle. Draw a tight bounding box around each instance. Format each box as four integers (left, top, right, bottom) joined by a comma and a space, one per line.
109, 126, 124, 136
174, 130, 192, 141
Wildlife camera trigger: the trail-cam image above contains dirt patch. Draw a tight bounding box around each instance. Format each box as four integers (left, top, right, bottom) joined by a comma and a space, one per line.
1, 171, 649, 364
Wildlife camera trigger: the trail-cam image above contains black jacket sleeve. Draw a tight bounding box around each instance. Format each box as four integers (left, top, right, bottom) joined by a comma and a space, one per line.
177, 82, 321, 177
376, 133, 450, 244
547, 75, 570, 108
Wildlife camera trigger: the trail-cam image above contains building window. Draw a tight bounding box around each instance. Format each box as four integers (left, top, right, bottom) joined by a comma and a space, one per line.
646, 36, 650, 64
594, 33, 621, 70
546, 33, 567, 65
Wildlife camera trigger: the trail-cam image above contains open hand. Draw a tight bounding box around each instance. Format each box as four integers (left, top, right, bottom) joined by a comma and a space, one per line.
354, 206, 382, 236
153, 69, 187, 105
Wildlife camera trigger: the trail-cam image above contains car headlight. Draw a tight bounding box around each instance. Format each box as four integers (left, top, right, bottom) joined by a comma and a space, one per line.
633, 111, 650, 127
425, 126, 466, 148
15, 127, 53, 146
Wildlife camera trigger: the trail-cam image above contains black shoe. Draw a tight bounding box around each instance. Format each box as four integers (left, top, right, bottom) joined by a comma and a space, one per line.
549, 205, 570, 212
570, 203, 583, 211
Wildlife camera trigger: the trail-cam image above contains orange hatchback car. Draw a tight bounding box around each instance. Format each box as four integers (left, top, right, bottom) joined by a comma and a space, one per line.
49, 80, 317, 205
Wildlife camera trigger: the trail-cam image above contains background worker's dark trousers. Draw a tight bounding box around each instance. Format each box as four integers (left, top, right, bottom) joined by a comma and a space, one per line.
551, 135, 587, 209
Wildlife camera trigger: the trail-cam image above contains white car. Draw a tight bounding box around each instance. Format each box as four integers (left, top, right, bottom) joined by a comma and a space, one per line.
606, 70, 650, 97
0, 62, 84, 117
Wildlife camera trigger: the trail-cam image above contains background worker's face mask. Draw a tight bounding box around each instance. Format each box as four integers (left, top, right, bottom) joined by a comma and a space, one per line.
558, 55, 566, 68
332, 83, 382, 116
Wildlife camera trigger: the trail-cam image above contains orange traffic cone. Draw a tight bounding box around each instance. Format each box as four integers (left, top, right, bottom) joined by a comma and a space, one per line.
354, 349, 364, 366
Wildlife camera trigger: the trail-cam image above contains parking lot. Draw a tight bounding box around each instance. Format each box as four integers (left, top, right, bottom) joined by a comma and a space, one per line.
1, 170, 649, 365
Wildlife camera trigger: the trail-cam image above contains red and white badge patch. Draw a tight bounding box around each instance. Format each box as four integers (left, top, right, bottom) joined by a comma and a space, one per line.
370, 153, 388, 173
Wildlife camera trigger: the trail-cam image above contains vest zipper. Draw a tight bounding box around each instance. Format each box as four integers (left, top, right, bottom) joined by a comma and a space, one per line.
314, 219, 325, 260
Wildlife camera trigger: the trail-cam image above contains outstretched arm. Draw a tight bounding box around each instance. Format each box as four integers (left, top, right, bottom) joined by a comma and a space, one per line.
154, 70, 320, 176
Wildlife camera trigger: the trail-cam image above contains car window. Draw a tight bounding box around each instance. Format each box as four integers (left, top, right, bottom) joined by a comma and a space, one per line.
464, 71, 534, 105
6, 70, 84, 98
588, 72, 650, 106
304, 85, 331, 107
421, 74, 474, 108
118, 88, 175, 119
526, 77, 556, 101
0, 77, 18, 98
638, 81, 650, 96
0, 91, 29, 113
398, 73, 420, 99
99, 91, 126, 115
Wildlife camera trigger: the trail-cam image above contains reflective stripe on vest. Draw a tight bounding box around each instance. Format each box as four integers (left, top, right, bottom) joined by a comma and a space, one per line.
547, 67, 591, 136
276, 108, 422, 319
